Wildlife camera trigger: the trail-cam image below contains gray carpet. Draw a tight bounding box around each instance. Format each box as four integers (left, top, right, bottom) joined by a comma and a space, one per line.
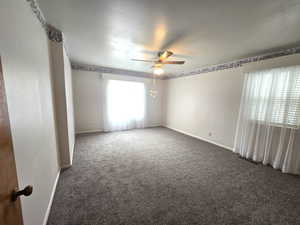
47, 127, 300, 225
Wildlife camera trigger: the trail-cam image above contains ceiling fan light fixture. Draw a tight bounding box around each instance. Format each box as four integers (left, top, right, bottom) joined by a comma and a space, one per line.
153, 67, 164, 75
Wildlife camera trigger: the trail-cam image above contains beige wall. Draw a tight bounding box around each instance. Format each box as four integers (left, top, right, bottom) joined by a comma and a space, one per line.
73, 70, 164, 133
164, 53, 300, 150
0, 1, 60, 225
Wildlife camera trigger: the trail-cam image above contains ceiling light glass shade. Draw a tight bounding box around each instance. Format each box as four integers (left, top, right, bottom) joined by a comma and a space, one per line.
149, 89, 157, 98
153, 68, 164, 75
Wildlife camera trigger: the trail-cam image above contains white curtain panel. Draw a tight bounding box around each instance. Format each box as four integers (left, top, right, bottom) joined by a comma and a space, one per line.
103, 79, 146, 132
234, 66, 300, 174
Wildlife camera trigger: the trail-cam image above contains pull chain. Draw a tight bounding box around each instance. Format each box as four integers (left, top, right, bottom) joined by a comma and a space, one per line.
149, 74, 158, 98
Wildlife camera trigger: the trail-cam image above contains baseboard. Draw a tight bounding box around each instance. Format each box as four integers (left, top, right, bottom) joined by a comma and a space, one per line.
69, 141, 75, 166
61, 164, 72, 169
146, 124, 164, 128
164, 125, 233, 151
75, 125, 163, 135
76, 129, 103, 134
42, 169, 60, 225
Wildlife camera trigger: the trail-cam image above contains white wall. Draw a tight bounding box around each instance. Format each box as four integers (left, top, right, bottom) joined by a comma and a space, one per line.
63, 47, 75, 163
49, 41, 75, 167
0, 1, 60, 225
164, 53, 300, 150
73, 70, 104, 133
73, 70, 164, 133
164, 68, 244, 149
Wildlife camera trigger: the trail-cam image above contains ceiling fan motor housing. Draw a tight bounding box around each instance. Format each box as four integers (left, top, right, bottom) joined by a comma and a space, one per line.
158, 51, 173, 58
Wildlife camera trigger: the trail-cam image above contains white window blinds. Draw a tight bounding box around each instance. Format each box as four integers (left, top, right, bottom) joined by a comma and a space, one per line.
247, 66, 300, 128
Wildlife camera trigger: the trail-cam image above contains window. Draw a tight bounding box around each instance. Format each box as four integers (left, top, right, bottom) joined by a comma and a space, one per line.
105, 79, 145, 131
247, 66, 300, 128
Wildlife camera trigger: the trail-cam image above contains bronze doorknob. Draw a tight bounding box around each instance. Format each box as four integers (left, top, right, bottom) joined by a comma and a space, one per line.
11, 185, 33, 202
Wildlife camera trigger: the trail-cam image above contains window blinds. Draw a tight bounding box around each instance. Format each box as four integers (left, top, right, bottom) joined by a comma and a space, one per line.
248, 65, 300, 128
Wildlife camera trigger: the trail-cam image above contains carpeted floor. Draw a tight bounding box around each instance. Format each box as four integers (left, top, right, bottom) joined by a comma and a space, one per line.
47, 127, 300, 225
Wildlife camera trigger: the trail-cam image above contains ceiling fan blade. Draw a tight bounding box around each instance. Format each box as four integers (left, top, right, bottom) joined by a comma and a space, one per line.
162, 61, 185, 64
141, 49, 190, 58
131, 59, 157, 62
152, 64, 163, 68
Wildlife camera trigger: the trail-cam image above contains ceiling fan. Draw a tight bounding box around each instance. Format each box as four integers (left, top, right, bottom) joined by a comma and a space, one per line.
132, 50, 185, 75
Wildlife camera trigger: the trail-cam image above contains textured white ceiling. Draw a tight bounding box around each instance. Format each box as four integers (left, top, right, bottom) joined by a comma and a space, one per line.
38, 0, 300, 75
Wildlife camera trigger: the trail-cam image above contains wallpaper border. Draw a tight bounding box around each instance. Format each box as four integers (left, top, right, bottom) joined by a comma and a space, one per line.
27, 0, 63, 42
71, 62, 156, 79
165, 46, 300, 79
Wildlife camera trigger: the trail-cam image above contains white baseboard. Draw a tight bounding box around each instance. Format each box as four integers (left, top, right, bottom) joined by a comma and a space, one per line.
61, 164, 72, 169
76, 129, 103, 135
69, 141, 75, 166
164, 125, 233, 151
42, 169, 60, 225
75, 125, 163, 135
